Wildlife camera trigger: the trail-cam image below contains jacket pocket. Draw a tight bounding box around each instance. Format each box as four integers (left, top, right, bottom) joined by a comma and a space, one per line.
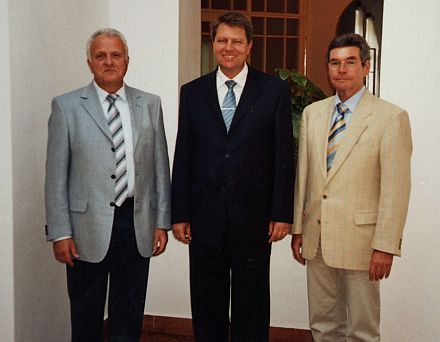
353, 211, 378, 225
69, 198, 88, 213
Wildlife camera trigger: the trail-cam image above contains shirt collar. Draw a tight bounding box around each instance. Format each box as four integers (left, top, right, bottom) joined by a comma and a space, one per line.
334, 86, 366, 113
217, 63, 248, 89
93, 81, 127, 104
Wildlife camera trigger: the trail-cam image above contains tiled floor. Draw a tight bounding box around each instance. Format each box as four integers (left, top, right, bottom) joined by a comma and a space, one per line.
140, 332, 195, 342
140, 330, 313, 342
107, 315, 313, 341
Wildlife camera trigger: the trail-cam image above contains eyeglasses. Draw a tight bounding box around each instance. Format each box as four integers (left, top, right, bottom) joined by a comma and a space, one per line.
328, 59, 361, 69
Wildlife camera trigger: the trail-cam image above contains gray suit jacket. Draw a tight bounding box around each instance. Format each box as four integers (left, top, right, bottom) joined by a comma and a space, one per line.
45, 82, 171, 262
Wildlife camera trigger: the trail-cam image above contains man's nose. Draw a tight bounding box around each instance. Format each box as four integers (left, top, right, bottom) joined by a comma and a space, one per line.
103, 55, 113, 64
338, 62, 347, 72
225, 40, 233, 49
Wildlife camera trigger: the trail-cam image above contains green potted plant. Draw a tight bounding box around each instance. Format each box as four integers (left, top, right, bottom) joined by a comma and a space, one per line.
277, 68, 326, 153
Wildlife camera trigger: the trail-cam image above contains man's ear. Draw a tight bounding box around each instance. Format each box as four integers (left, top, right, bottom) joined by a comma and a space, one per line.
247, 40, 253, 56
362, 60, 371, 76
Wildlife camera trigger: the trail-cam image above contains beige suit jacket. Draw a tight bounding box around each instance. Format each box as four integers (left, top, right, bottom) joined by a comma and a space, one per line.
293, 90, 412, 270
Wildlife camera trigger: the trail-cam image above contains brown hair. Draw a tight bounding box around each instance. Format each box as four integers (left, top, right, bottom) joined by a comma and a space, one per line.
327, 33, 370, 65
211, 12, 253, 43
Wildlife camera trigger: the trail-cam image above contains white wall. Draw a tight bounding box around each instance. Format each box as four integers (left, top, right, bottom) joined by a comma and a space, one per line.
380, 1, 440, 341
0, 0, 15, 340
108, 0, 191, 318
179, 0, 201, 87
6, 1, 108, 341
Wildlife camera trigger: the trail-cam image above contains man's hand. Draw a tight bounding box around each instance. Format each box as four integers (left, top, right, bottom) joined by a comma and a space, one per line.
291, 234, 306, 265
152, 228, 168, 256
369, 250, 394, 281
268, 221, 291, 243
172, 222, 191, 244
53, 238, 79, 267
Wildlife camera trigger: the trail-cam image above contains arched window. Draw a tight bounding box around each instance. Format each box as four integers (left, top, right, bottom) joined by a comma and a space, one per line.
338, 0, 383, 96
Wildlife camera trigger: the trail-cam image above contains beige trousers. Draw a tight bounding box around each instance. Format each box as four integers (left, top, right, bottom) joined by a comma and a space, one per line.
307, 245, 380, 342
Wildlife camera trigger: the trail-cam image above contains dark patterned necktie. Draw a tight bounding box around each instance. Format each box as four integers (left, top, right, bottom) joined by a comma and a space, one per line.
221, 80, 237, 132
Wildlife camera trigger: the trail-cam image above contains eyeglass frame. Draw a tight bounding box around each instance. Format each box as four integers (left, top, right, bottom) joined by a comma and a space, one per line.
327, 57, 369, 70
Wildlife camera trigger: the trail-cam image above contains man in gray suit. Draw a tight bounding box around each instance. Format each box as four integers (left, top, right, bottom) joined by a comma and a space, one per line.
45, 28, 171, 342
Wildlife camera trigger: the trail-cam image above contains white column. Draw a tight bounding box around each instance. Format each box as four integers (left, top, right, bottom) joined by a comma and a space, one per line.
380, 1, 440, 341
6, 1, 108, 340
0, 0, 15, 340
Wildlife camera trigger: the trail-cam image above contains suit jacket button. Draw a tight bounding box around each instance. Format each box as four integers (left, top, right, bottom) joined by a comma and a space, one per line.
111, 175, 116, 179
225, 153, 230, 159
111, 147, 115, 152
317, 219, 321, 224
110, 202, 116, 207
323, 194, 328, 199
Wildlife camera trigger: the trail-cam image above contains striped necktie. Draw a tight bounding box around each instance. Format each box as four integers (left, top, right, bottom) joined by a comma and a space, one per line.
221, 80, 237, 132
106, 94, 128, 207
327, 102, 349, 171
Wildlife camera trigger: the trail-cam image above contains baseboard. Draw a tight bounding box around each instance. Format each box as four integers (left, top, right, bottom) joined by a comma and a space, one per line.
141, 315, 313, 341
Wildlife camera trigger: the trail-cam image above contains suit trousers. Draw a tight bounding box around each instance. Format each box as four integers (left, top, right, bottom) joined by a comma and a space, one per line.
307, 244, 380, 342
189, 225, 271, 342
66, 198, 150, 342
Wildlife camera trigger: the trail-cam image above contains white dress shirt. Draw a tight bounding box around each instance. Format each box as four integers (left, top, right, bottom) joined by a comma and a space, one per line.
330, 86, 366, 129
216, 64, 248, 107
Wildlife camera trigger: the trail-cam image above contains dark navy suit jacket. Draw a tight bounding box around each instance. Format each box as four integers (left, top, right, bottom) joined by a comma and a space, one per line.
171, 66, 294, 249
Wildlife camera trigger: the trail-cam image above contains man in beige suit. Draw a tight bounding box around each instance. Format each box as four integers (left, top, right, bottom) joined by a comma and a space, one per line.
291, 33, 412, 341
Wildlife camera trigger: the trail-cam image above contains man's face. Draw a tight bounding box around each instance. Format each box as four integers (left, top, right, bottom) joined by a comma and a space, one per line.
213, 23, 252, 79
328, 46, 370, 101
87, 34, 129, 93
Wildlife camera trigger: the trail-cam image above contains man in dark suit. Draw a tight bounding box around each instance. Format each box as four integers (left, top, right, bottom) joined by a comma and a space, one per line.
45, 28, 170, 341
171, 12, 294, 342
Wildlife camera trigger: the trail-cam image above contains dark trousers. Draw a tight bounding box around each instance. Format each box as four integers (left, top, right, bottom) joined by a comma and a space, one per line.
66, 198, 150, 342
189, 227, 271, 342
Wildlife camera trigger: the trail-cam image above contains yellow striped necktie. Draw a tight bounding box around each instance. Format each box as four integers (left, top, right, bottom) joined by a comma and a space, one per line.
327, 102, 349, 171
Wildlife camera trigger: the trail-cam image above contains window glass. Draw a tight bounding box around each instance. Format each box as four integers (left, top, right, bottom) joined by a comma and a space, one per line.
212, 0, 230, 10
250, 37, 264, 71
287, 0, 300, 13
252, 16, 265, 35
252, 0, 265, 12
266, 38, 284, 74
233, 0, 247, 10
267, 18, 284, 36
286, 38, 299, 70
267, 0, 285, 13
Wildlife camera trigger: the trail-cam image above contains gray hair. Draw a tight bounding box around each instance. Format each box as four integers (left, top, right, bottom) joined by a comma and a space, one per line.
86, 28, 129, 59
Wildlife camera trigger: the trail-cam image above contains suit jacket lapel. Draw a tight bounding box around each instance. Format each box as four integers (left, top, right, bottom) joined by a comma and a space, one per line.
230, 67, 264, 131
80, 82, 113, 142
125, 86, 142, 149
202, 70, 225, 129
317, 100, 334, 180
326, 91, 372, 183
